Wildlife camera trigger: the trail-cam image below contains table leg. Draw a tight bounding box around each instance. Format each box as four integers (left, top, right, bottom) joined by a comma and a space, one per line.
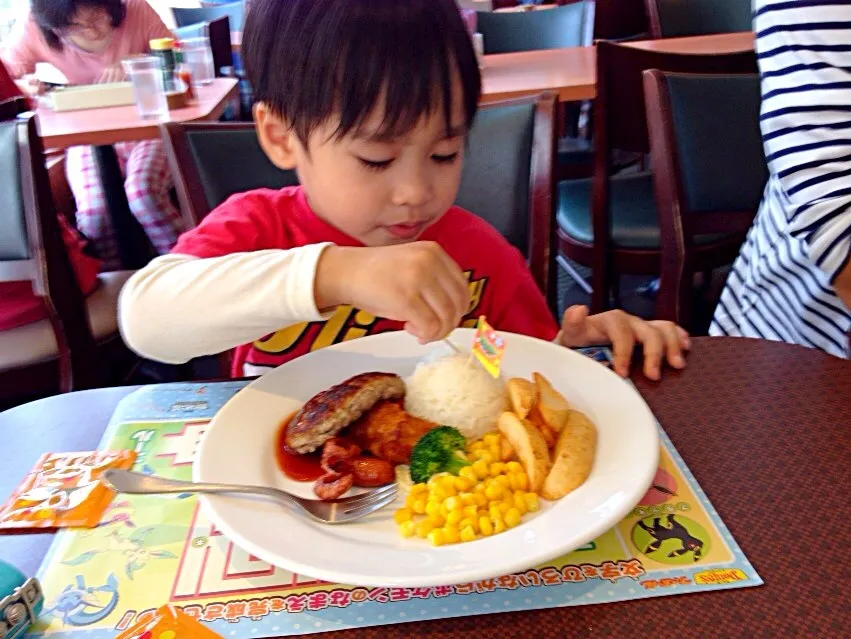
92, 145, 154, 270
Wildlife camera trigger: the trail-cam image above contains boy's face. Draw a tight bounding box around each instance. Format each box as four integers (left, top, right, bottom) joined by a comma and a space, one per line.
255, 91, 467, 246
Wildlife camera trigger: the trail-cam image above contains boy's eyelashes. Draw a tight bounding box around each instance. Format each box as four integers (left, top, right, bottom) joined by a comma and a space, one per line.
356, 153, 459, 171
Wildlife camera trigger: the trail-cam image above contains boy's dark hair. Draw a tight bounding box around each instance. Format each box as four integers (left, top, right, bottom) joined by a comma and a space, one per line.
32, 0, 127, 50
243, 0, 481, 144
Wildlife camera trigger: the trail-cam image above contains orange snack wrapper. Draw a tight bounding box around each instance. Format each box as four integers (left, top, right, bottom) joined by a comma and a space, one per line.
0, 450, 136, 529
116, 605, 223, 639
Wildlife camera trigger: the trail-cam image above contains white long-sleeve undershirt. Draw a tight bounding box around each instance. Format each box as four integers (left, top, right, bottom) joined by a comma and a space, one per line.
118, 243, 333, 364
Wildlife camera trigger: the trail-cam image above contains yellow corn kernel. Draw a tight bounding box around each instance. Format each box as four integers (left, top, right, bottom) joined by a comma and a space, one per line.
479, 515, 494, 536
472, 492, 488, 508
394, 508, 413, 524
460, 492, 476, 507
489, 502, 502, 519
515, 472, 529, 491
504, 507, 522, 529
508, 474, 520, 491
462, 505, 479, 519
444, 496, 462, 512
506, 461, 523, 474
459, 517, 479, 533
498, 501, 513, 516
446, 510, 463, 526
442, 526, 460, 544
411, 498, 427, 514
430, 485, 446, 501
460, 526, 477, 542
484, 483, 503, 501
404, 493, 417, 509
512, 492, 528, 515
489, 445, 501, 460
459, 466, 478, 482
483, 433, 501, 447
440, 475, 457, 490
410, 483, 429, 495
399, 520, 416, 538
427, 512, 446, 527
492, 517, 506, 534
524, 492, 540, 512
472, 459, 489, 479
477, 451, 494, 465
415, 520, 435, 538
427, 528, 446, 547
454, 476, 474, 492
474, 482, 488, 494
425, 501, 441, 517
495, 475, 511, 489
489, 462, 507, 477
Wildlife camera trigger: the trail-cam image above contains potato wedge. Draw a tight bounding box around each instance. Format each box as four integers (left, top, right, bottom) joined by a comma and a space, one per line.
527, 404, 557, 449
541, 410, 598, 500
497, 412, 551, 493
500, 437, 515, 462
507, 378, 536, 420
533, 372, 570, 433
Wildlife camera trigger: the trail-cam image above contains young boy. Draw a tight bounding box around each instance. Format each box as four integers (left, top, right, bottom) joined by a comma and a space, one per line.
119, 0, 689, 380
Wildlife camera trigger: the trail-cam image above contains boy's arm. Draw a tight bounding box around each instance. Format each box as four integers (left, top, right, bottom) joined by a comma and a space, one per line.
118, 245, 331, 364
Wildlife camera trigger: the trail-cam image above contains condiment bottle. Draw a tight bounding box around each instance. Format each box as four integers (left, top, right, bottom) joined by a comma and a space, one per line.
149, 37, 177, 92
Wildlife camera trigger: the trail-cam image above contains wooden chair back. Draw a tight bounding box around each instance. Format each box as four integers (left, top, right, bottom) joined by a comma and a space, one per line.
644, 69, 765, 325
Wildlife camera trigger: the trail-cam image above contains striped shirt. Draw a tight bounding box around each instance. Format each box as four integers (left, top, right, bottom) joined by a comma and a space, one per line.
710, 0, 851, 357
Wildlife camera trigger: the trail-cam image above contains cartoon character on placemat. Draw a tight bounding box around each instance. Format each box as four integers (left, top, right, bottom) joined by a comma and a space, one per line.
632, 514, 710, 563
42, 574, 119, 627
62, 526, 178, 579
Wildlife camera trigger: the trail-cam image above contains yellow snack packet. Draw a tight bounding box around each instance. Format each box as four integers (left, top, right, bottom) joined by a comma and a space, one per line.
116, 605, 223, 639
472, 316, 506, 378
0, 450, 136, 529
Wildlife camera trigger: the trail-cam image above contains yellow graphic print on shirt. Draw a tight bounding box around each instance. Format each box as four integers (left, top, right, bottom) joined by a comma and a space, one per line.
252, 272, 488, 359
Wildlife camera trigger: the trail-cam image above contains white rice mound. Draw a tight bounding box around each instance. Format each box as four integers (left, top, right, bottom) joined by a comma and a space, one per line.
404, 354, 507, 441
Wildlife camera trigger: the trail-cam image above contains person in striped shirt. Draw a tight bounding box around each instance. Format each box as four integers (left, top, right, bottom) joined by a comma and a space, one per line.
710, 0, 851, 357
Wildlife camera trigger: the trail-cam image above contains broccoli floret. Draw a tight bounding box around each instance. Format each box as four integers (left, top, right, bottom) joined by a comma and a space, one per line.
409, 426, 470, 484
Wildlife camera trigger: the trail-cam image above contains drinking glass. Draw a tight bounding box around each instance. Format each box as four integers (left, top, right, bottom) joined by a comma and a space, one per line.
121, 56, 168, 120
181, 37, 216, 87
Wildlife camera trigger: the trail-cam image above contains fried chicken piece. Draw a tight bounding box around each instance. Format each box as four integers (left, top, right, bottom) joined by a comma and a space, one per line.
349, 401, 438, 464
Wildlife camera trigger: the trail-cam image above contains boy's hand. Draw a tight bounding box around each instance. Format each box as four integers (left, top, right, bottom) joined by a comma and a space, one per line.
315, 243, 469, 343
559, 306, 690, 380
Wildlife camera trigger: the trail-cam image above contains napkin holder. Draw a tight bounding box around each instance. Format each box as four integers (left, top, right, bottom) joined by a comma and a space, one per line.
47, 82, 136, 112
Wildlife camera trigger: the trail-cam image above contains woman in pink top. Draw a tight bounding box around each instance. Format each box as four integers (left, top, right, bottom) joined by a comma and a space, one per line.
3, 0, 185, 269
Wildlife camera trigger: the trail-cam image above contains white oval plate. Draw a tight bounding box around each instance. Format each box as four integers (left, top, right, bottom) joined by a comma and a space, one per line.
195, 329, 659, 587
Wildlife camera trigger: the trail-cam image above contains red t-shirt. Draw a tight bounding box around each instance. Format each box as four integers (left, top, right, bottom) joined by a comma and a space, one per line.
172, 187, 559, 376
0, 60, 102, 332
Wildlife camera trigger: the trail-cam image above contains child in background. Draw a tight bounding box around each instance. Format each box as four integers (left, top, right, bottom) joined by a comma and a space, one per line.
2, 0, 184, 269
119, 0, 689, 380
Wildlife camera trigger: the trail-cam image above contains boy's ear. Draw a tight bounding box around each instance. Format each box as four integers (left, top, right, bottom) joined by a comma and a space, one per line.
254, 102, 299, 170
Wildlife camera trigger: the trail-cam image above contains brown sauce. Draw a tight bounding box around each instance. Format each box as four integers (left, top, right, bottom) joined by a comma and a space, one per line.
275, 413, 323, 482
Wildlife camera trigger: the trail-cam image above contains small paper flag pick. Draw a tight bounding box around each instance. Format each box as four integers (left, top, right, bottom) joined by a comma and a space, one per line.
116, 604, 224, 639
472, 316, 505, 378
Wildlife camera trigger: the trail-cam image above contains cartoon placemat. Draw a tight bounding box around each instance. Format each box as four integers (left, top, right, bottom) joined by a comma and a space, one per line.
29, 361, 761, 638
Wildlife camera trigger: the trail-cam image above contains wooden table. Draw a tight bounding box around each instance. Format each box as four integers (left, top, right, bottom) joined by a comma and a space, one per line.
1, 337, 849, 636
35, 78, 238, 269
481, 31, 754, 102
36, 78, 238, 150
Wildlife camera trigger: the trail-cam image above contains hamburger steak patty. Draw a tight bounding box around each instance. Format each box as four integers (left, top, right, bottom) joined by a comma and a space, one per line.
285, 372, 406, 453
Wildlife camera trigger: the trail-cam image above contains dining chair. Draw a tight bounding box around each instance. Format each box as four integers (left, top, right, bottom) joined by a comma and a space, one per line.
172, 1, 245, 31
159, 93, 558, 312
476, 3, 587, 54
591, 0, 650, 41
556, 41, 757, 313
645, 0, 753, 39
173, 16, 233, 80
0, 99, 136, 402
644, 70, 765, 327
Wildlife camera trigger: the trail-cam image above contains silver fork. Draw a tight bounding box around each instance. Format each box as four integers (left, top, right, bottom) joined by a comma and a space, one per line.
102, 469, 398, 525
